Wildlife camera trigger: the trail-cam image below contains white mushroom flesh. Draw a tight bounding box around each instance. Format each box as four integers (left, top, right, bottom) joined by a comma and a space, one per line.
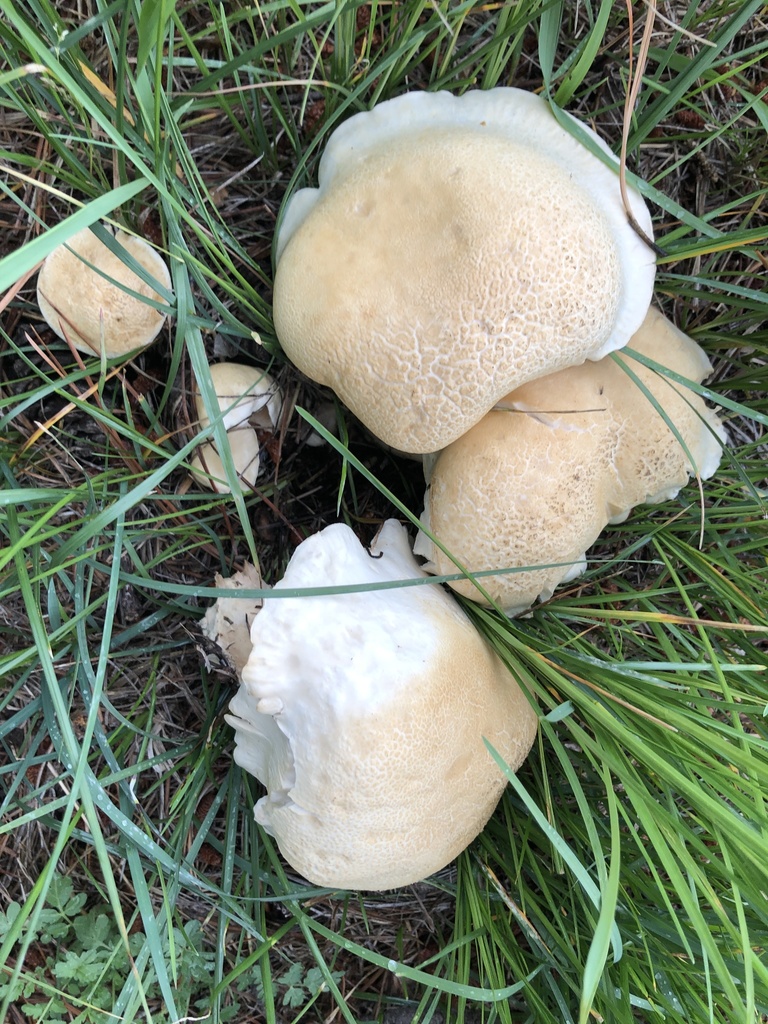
190, 363, 282, 493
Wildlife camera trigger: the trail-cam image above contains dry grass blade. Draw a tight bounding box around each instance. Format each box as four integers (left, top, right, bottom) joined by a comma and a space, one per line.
620, 0, 664, 255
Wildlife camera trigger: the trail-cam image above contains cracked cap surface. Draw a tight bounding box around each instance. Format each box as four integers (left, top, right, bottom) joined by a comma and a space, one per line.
415, 307, 726, 613
273, 88, 656, 453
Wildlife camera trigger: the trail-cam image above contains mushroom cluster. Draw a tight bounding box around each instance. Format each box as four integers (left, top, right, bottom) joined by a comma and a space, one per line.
271, 86, 725, 611
414, 307, 727, 614
210, 87, 726, 889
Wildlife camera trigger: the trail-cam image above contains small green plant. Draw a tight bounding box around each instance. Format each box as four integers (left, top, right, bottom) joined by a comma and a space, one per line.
273, 962, 346, 1009
0, 873, 244, 1023
0, 874, 140, 1022
0, 873, 337, 1021
1, 873, 86, 945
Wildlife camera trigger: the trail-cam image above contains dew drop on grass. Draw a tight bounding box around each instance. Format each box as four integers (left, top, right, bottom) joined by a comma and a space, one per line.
654, 971, 683, 1012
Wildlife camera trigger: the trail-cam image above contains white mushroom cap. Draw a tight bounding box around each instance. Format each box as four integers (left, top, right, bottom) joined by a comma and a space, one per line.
273, 87, 655, 454
225, 520, 537, 890
37, 224, 172, 358
414, 307, 726, 614
190, 363, 282, 493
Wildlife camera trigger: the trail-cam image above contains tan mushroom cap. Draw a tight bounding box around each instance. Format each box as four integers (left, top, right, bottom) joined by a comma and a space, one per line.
190, 363, 282, 493
414, 307, 726, 614
37, 225, 171, 358
605, 307, 725, 511
416, 405, 618, 614
225, 520, 538, 890
273, 87, 656, 454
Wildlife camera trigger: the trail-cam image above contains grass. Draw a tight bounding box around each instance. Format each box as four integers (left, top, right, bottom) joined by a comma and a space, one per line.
1, 0, 767, 1022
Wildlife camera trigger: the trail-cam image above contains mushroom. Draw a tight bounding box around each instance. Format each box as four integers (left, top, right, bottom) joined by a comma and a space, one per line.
414, 308, 727, 615
37, 224, 172, 358
273, 87, 655, 454
602, 307, 726, 511
201, 561, 265, 675
225, 519, 538, 890
190, 363, 282, 493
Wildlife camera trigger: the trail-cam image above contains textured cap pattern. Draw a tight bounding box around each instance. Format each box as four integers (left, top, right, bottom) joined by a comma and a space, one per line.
415, 308, 726, 614
273, 88, 656, 453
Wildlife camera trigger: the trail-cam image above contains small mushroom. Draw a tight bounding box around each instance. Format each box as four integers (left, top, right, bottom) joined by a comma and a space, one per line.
37, 224, 172, 358
416, 400, 616, 614
273, 87, 655, 454
201, 561, 265, 675
190, 363, 282, 493
225, 520, 537, 890
414, 308, 727, 615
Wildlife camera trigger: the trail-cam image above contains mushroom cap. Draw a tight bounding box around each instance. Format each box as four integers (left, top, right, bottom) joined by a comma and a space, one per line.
605, 306, 726, 510
414, 307, 726, 614
273, 87, 655, 454
190, 363, 282, 493
225, 520, 538, 890
415, 400, 619, 614
37, 225, 171, 358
